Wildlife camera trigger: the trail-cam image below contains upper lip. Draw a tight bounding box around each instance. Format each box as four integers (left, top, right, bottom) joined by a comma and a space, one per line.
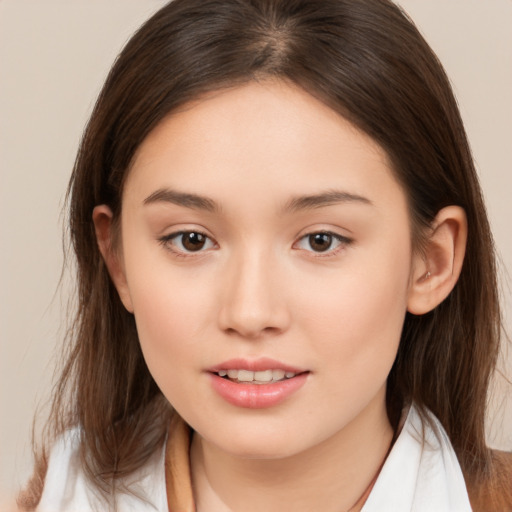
207, 357, 308, 374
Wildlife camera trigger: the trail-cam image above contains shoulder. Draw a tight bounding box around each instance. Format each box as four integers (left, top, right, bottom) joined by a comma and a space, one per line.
494, 449, 512, 475
35, 428, 98, 512
467, 450, 512, 512
35, 428, 168, 512
493, 449, 512, 477
364, 404, 473, 511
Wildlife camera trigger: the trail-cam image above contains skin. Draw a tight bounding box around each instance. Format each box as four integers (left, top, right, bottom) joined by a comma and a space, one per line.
94, 81, 467, 512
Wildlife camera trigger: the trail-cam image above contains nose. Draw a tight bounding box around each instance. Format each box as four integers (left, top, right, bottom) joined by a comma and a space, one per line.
217, 248, 290, 339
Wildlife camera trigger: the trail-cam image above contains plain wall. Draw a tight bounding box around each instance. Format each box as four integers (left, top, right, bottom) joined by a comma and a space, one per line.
1, 0, 511, 502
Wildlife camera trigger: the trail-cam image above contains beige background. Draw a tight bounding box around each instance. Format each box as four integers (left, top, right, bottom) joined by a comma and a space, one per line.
1, 0, 511, 501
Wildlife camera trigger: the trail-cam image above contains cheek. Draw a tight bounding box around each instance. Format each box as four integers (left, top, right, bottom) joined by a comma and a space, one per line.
296, 245, 411, 378
122, 249, 219, 388
128, 276, 217, 410
134, 282, 207, 344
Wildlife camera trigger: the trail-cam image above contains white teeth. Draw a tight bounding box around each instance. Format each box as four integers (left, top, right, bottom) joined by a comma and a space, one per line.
254, 370, 273, 382
217, 369, 297, 383
273, 369, 286, 380
237, 369, 254, 382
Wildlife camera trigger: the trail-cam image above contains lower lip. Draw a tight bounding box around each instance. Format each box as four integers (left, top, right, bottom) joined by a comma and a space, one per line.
208, 373, 309, 409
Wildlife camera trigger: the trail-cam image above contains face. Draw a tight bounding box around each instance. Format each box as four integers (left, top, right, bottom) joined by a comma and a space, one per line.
114, 81, 416, 459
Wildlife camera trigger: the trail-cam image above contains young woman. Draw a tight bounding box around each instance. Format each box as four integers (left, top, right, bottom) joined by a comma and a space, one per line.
19, 0, 511, 510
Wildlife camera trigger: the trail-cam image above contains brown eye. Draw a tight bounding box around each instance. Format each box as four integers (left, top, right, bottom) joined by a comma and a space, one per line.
161, 231, 215, 254
294, 231, 351, 255
308, 233, 334, 252
181, 232, 207, 251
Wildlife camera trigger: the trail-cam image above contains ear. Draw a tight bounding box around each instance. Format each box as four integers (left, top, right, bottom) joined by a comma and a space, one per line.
92, 205, 134, 313
407, 206, 467, 315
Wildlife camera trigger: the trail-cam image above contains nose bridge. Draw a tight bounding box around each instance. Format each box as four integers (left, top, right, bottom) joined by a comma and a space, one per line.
218, 242, 288, 337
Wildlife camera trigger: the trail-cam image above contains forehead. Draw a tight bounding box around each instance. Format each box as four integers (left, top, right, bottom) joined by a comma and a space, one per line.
124, 80, 405, 214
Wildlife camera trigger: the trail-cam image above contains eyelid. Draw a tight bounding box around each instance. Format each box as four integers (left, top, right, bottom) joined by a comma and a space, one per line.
158, 229, 218, 257
157, 226, 352, 258
293, 230, 353, 256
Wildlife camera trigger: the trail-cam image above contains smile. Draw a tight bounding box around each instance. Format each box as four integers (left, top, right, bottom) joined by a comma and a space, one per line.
208, 358, 309, 408
216, 369, 297, 384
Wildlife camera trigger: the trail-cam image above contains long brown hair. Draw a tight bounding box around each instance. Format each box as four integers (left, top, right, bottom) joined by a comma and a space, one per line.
20, 0, 509, 508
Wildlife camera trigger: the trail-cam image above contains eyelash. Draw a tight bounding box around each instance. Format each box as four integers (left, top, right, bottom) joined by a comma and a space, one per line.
293, 231, 353, 257
158, 230, 216, 257
158, 230, 352, 258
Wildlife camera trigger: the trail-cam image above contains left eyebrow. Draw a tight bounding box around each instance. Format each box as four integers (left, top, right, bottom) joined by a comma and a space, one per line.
284, 190, 373, 213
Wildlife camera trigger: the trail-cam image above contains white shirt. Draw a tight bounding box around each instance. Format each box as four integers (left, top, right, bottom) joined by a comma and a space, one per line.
36, 405, 472, 511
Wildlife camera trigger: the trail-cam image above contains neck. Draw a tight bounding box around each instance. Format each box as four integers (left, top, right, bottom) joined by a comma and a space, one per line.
190, 392, 394, 512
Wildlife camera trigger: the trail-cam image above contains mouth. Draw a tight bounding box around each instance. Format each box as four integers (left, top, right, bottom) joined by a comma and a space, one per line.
208, 364, 309, 408
207, 358, 309, 408
214, 368, 302, 384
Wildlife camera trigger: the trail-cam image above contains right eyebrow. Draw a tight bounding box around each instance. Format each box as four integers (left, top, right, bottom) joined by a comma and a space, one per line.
283, 189, 373, 213
143, 188, 219, 213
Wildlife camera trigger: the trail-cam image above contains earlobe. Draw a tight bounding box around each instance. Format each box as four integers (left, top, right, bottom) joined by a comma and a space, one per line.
407, 206, 467, 315
92, 205, 134, 313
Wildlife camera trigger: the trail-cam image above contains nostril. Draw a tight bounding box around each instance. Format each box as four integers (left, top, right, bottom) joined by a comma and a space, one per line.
223, 325, 283, 339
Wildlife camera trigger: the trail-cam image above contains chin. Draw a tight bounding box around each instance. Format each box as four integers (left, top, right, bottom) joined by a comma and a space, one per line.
219, 437, 307, 460
196, 416, 326, 461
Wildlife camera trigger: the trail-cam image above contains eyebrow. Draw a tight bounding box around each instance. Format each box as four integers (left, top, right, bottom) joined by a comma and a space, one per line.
143, 188, 219, 212
284, 190, 373, 212
143, 187, 372, 214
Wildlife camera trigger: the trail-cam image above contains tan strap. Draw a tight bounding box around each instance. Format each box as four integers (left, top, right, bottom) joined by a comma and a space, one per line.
165, 414, 195, 512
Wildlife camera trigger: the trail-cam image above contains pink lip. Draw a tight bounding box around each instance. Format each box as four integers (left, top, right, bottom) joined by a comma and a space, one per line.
207, 358, 309, 409
208, 357, 306, 374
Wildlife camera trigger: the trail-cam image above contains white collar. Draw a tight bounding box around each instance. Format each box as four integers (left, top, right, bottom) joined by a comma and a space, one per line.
362, 405, 472, 511
37, 404, 472, 511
